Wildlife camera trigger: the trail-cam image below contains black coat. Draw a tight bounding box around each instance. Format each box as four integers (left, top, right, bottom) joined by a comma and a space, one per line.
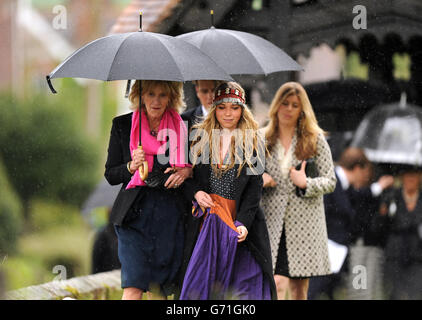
179, 163, 277, 300
104, 112, 189, 226
373, 188, 422, 263
91, 222, 121, 274
323, 173, 356, 246
181, 105, 204, 134
348, 186, 384, 246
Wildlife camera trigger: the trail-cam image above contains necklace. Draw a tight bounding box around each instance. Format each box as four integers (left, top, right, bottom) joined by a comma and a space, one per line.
149, 123, 159, 137
147, 115, 160, 137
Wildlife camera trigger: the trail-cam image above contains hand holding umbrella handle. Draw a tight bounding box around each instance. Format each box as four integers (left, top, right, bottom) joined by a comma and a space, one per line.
137, 146, 149, 180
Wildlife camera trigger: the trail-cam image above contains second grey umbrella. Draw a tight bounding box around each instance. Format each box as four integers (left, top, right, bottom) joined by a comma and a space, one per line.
46, 29, 233, 180
177, 27, 303, 76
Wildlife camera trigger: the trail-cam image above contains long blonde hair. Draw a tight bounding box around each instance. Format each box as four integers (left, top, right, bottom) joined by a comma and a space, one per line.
128, 80, 186, 113
265, 81, 324, 160
190, 82, 265, 176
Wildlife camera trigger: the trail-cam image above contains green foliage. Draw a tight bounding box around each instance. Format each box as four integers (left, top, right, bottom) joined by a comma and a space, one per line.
0, 159, 23, 255
30, 198, 87, 231
0, 76, 124, 296
393, 53, 411, 81
343, 51, 369, 80
0, 93, 100, 210
4, 221, 93, 291
2, 255, 49, 291
100, 82, 119, 144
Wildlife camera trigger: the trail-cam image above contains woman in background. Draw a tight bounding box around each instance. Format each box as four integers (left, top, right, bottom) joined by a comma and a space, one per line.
260, 82, 336, 300
375, 167, 422, 300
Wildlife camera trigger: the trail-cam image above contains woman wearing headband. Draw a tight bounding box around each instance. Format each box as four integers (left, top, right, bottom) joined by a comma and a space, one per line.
178, 82, 276, 300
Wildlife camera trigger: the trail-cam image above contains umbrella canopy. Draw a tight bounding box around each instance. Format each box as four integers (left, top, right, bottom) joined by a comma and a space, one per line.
176, 27, 302, 75
305, 79, 399, 113
351, 100, 422, 166
81, 178, 121, 216
304, 79, 401, 133
46, 26, 234, 180
46, 30, 233, 92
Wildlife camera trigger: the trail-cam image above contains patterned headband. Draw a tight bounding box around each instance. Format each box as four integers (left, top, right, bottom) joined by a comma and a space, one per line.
213, 87, 246, 107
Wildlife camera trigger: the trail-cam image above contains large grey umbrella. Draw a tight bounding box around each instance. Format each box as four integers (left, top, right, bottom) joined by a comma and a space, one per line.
46, 30, 233, 92
46, 20, 233, 179
351, 97, 422, 166
176, 26, 302, 75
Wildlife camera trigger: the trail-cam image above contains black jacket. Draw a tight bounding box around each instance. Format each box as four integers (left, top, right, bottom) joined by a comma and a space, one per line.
323, 173, 356, 246
179, 163, 277, 300
104, 112, 188, 226
181, 105, 204, 134
372, 188, 422, 263
104, 112, 141, 226
348, 186, 384, 246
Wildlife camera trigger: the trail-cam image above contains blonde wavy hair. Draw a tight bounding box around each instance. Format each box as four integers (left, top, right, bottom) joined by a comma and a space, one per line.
128, 80, 186, 113
190, 82, 265, 176
265, 81, 324, 160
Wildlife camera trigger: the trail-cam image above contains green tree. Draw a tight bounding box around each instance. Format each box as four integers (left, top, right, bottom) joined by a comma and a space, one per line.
0, 93, 100, 222
0, 158, 23, 255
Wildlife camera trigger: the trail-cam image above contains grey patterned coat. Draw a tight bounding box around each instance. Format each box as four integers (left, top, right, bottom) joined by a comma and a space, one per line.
260, 131, 336, 277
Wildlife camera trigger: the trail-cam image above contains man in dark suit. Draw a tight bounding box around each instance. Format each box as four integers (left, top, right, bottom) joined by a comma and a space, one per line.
308, 147, 393, 299
181, 80, 221, 131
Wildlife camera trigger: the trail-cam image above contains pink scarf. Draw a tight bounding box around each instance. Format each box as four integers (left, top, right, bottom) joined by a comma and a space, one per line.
126, 108, 190, 189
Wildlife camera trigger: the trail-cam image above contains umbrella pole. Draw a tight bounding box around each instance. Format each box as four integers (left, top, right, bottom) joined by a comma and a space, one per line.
210, 9, 214, 27
136, 12, 148, 180
138, 80, 148, 180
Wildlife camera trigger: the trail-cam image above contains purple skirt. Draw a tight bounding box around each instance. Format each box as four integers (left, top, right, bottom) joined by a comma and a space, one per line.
180, 194, 271, 300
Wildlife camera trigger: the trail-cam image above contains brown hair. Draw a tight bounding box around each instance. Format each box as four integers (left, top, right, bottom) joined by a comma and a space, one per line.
264, 82, 325, 160
192, 80, 223, 88
338, 147, 370, 170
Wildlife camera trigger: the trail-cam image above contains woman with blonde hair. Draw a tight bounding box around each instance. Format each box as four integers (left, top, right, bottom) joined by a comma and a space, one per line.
105, 80, 192, 300
260, 81, 336, 300
179, 82, 276, 300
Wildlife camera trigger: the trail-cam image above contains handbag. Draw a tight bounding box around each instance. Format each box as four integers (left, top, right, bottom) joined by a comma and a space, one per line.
144, 156, 175, 190
295, 158, 319, 197
143, 137, 176, 189
144, 165, 175, 190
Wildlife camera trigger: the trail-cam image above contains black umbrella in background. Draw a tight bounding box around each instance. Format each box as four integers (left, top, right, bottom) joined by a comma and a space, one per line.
351, 94, 422, 173
303, 79, 401, 161
305, 79, 399, 112
176, 10, 302, 76
305, 79, 401, 131
47, 13, 233, 180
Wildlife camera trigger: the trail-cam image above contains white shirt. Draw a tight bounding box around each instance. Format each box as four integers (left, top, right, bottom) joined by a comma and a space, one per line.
336, 165, 382, 196
277, 141, 293, 179
335, 166, 350, 191
201, 105, 209, 117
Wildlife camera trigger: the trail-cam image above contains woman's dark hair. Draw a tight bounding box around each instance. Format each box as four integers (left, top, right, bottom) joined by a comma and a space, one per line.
338, 147, 370, 170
